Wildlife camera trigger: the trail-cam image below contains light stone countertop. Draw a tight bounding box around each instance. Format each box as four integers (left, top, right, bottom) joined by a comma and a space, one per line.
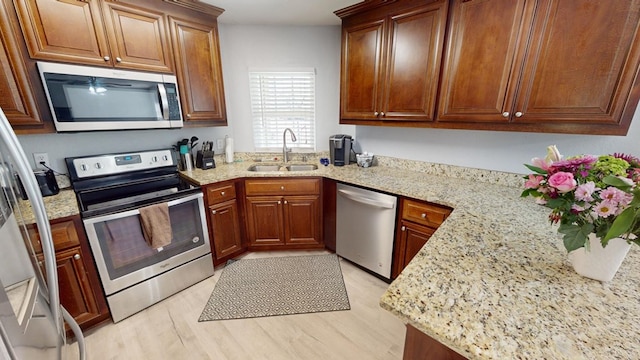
28, 154, 640, 359
184, 157, 640, 360
17, 189, 79, 225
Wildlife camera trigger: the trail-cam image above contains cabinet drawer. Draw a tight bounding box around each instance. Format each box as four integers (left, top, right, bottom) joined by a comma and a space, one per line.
29, 220, 80, 254
206, 182, 236, 204
245, 178, 320, 196
401, 199, 451, 228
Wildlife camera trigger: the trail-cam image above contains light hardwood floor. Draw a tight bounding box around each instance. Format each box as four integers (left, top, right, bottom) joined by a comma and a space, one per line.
69, 251, 406, 359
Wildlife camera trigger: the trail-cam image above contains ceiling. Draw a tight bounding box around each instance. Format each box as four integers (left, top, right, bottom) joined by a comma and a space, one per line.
200, 0, 361, 26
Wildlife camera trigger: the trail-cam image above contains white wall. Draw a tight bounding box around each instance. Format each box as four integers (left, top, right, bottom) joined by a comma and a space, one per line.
217, 24, 353, 152
355, 103, 640, 174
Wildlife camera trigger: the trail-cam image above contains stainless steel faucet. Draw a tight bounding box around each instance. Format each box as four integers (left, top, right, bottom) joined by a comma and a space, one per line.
283, 128, 297, 163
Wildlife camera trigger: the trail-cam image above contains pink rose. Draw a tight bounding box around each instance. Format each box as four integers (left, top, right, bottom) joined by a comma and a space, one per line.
548, 171, 577, 193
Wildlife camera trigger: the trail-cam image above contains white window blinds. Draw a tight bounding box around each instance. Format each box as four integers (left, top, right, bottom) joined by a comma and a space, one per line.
249, 69, 316, 152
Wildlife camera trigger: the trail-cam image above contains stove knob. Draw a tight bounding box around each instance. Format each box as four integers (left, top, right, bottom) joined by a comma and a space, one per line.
80, 164, 87, 171
162, 155, 169, 161
152, 156, 158, 162
95, 163, 102, 169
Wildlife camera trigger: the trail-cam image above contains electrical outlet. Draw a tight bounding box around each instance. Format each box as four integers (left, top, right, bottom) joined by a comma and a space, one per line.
33, 152, 49, 170
216, 139, 224, 150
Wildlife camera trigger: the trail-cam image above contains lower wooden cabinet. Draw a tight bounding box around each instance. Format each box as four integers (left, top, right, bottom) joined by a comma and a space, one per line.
393, 198, 451, 278
403, 324, 467, 360
244, 178, 323, 250
209, 199, 243, 260
204, 181, 245, 264
29, 215, 110, 333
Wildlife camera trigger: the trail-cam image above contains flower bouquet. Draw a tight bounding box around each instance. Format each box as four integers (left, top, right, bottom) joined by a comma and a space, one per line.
521, 146, 640, 252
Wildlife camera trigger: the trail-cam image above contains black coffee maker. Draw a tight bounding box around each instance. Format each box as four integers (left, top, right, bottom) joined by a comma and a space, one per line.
329, 134, 352, 166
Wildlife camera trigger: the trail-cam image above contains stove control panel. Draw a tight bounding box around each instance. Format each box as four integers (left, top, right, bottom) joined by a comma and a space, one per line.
71, 149, 175, 178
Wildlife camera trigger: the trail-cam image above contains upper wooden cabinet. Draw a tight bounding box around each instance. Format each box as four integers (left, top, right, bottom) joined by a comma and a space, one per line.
169, 16, 227, 125
14, 0, 173, 72
338, 0, 448, 124
437, 0, 640, 135
0, 0, 43, 128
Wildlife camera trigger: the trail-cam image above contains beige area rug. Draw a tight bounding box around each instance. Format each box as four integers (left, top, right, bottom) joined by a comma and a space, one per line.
198, 254, 350, 321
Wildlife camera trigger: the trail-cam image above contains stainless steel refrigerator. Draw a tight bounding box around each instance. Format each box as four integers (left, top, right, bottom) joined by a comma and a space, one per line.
0, 107, 85, 359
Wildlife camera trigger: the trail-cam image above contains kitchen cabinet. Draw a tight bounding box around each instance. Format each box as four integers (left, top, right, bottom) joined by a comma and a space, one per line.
244, 178, 323, 250
403, 324, 467, 360
28, 215, 110, 333
337, 0, 448, 124
436, 0, 640, 135
14, 0, 173, 72
392, 198, 451, 278
0, 0, 46, 129
169, 16, 227, 125
205, 181, 244, 264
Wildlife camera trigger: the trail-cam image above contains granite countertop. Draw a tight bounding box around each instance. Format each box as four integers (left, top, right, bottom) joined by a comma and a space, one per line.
183, 156, 640, 360
31, 155, 640, 359
17, 189, 79, 225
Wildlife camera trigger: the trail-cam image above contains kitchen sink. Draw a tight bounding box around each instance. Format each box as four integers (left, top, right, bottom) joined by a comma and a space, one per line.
247, 164, 281, 172
247, 163, 318, 172
286, 164, 318, 171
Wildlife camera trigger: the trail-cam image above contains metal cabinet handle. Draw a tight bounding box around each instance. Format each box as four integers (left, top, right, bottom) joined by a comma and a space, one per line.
186, 114, 191, 119
502, 112, 509, 118
380, 112, 385, 116
421, 213, 426, 219
515, 112, 523, 117
73, 254, 80, 260
401, 226, 406, 231
221, 191, 225, 196
284, 200, 288, 204
277, 200, 281, 204
103, 56, 110, 61
280, 186, 285, 190
374, 111, 379, 116
116, 57, 122, 63
211, 210, 217, 215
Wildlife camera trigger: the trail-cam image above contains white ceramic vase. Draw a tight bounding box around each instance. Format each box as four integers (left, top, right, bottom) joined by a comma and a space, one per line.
567, 234, 631, 282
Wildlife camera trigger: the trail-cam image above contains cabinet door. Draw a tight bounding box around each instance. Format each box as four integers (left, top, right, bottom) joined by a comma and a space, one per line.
14, 0, 110, 66
283, 195, 321, 246
245, 196, 284, 247
209, 199, 242, 260
0, 0, 42, 127
514, 0, 640, 128
341, 19, 385, 120
393, 220, 434, 279
100, 2, 173, 72
169, 17, 226, 124
381, 2, 447, 121
55, 247, 101, 331
437, 0, 533, 122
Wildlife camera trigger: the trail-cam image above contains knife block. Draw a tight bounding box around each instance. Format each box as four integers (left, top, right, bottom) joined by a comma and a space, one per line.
196, 150, 215, 170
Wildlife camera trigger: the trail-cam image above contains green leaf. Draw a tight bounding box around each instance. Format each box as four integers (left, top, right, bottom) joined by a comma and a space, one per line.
546, 198, 568, 209
559, 223, 593, 252
520, 189, 542, 198
524, 164, 547, 175
603, 175, 632, 190
604, 207, 635, 241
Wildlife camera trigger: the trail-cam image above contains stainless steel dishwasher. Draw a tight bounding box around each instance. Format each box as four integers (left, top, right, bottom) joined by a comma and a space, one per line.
336, 183, 397, 280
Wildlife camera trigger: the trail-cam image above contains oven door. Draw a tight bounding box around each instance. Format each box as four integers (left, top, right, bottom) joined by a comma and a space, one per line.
83, 192, 210, 295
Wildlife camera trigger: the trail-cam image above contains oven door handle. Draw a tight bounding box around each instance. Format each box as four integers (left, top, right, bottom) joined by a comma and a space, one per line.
83, 192, 203, 225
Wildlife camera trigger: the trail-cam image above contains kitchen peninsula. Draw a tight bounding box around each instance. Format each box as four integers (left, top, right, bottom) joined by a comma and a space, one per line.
25, 155, 640, 359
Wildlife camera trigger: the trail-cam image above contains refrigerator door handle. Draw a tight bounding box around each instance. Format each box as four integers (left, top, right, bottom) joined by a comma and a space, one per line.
61, 306, 85, 360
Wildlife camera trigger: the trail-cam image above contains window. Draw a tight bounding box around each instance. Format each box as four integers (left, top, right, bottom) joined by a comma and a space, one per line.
249, 69, 316, 152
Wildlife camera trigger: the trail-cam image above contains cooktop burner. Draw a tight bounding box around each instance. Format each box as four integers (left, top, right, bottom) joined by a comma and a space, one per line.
66, 149, 200, 218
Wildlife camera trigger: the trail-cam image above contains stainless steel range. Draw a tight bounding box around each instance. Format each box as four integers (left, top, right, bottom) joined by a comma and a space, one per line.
66, 149, 213, 322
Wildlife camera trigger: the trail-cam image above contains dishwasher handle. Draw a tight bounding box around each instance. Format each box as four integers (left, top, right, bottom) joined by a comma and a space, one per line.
338, 189, 395, 209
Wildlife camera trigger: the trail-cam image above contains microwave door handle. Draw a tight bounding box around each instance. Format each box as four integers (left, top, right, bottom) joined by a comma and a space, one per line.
158, 83, 169, 120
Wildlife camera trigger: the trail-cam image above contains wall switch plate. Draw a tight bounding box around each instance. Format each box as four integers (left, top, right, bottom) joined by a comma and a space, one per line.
216, 139, 224, 150
33, 152, 49, 170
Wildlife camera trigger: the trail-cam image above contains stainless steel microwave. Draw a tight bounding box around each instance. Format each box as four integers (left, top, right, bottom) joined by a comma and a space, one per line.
37, 62, 183, 132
